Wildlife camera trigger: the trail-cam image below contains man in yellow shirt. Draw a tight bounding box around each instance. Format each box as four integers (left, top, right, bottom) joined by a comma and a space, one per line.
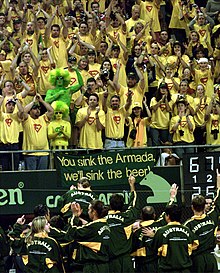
22, 94, 54, 170
103, 90, 132, 149
75, 93, 105, 149
0, 96, 23, 171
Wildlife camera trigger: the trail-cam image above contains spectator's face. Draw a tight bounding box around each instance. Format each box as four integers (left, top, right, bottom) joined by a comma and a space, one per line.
182, 68, 191, 78
13, 22, 21, 31
179, 82, 188, 93
102, 61, 111, 70
196, 51, 204, 60
190, 32, 198, 42
23, 53, 31, 64
87, 18, 93, 30
19, 62, 28, 75
134, 23, 143, 34
112, 48, 120, 58
6, 102, 15, 113
27, 22, 34, 32
79, 59, 88, 69
87, 81, 96, 92
196, 85, 204, 97
0, 16, 5, 25
41, 50, 48, 61
132, 107, 141, 116
99, 43, 108, 54
51, 26, 60, 38
88, 53, 95, 63
165, 66, 172, 76
0, 53, 6, 61
91, 3, 99, 13
134, 45, 141, 56
160, 87, 168, 95
4, 82, 14, 94
112, 18, 120, 28
79, 24, 88, 34
132, 8, 140, 20
198, 15, 205, 25
65, 17, 73, 27
127, 77, 136, 88
30, 107, 41, 119
111, 97, 120, 109
174, 44, 181, 55
151, 43, 159, 55
54, 111, 63, 120
88, 95, 98, 108
177, 102, 186, 113
160, 31, 168, 42
37, 19, 46, 29
199, 61, 208, 71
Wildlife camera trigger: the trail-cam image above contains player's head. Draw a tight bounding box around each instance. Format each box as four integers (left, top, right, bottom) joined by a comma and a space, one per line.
33, 204, 50, 221
191, 195, 206, 213
165, 204, 182, 222
77, 177, 91, 189
141, 206, 156, 221
110, 193, 124, 211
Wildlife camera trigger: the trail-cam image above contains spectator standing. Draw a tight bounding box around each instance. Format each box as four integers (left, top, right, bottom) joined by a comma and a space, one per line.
22, 94, 54, 170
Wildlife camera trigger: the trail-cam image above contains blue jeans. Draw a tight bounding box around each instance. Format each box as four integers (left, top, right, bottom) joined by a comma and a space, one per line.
104, 139, 125, 149
150, 127, 170, 146
24, 155, 48, 170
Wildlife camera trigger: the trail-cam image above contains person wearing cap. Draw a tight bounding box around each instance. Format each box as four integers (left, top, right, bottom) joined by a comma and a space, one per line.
0, 95, 24, 171
170, 99, 195, 158
194, 57, 214, 98
126, 99, 151, 147
22, 94, 54, 170
102, 90, 132, 149
150, 82, 173, 146
205, 93, 220, 145
48, 100, 71, 150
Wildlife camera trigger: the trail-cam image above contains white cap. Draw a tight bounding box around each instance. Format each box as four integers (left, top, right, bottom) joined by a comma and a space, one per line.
198, 57, 208, 64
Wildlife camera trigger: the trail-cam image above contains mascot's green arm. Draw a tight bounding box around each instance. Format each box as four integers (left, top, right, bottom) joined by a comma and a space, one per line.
45, 89, 63, 104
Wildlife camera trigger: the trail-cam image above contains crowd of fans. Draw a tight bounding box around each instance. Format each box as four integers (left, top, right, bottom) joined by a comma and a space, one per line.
0, 0, 220, 170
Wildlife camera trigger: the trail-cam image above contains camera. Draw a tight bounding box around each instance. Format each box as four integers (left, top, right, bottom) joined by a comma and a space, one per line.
129, 129, 137, 140
211, 129, 219, 140
27, 3, 33, 9
179, 130, 184, 137
101, 68, 109, 78
178, 94, 185, 101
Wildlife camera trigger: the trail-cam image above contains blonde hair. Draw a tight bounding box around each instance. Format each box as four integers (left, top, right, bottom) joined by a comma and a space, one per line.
25, 216, 47, 244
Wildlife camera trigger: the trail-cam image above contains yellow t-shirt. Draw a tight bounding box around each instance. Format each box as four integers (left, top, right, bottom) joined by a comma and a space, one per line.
121, 84, 145, 112
47, 36, 68, 68
110, 57, 127, 87
22, 114, 50, 155
139, 1, 161, 32
170, 115, 195, 143
195, 69, 214, 98
48, 119, 71, 147
107, 25, 127, 47
150, 97, 172, 129
75, 107, 105, 149
206, 114, 220, 145
38, 60, 54, 96
125, 18, 146, 39
0, 112, 21, 144
158, 77, 180, 95
194, 24, 211, 48
171, 94, 195, 116
194, 97, 211, 127
21, 32, 39, 58
105, 106, 127, 139
88, 63, 101, 78
167, 55, 190, 77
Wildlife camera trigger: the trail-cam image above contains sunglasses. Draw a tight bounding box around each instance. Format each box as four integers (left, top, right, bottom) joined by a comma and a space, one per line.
55, 111, 63, 114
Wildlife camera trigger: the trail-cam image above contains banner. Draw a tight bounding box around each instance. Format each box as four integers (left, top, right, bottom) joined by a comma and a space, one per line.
55, 149, 157, 188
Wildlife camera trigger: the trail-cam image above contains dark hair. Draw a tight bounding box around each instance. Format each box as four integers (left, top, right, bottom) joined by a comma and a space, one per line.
37, 17, 47, 24
111, 95, 120, 101
100, 58, 114, 81
87, 77, 96, 84
78, 177, 90, 188
172, 41, 185, 56
165, 204, 182, 222
155, 84, 171, 102
192, 195, 206, 212
91, 1, 100, 7
88, 93, 99, 102
110, 194, 124, 211
141, 206, 155, 221
4, 80, 14, 87
51, 24, 60, 31
90, 200, 108, 218
50, 215, 65, 230
33, 204, 49, 217
79, 21, 88, 28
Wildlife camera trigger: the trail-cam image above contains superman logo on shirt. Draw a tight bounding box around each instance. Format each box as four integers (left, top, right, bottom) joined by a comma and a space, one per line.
199, 29, 206, 37
54, 40, 59, 48
34, 124, 42, 132
113, 115, 121, 124
146, 6, 153, 12
70, 77, 76, 85
180, 120, 187, 127
200, 77, 208, 85
5, 118, 13, 127
89, 70, 99, 77
41, 66, 50, 74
